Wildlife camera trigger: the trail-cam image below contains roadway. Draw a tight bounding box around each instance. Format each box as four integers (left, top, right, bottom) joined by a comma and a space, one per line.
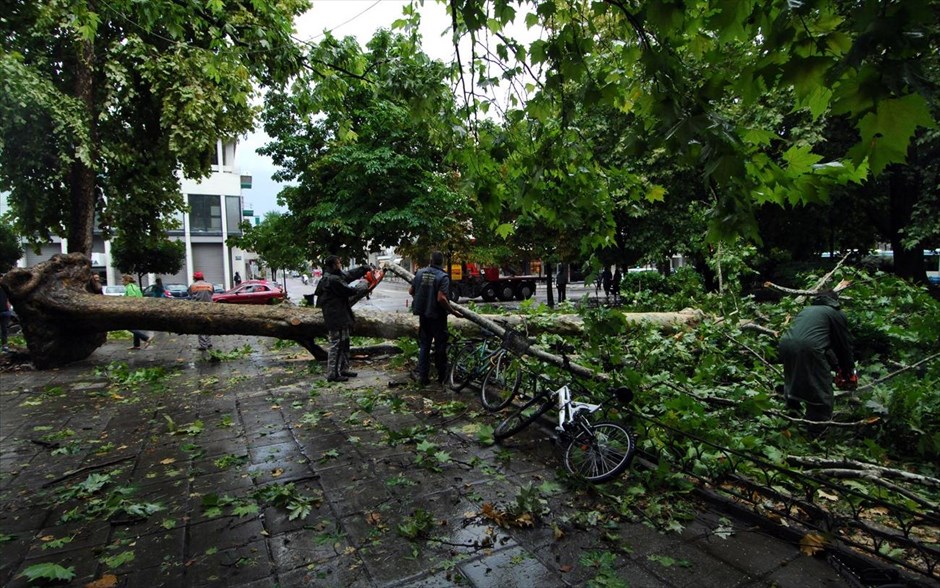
278, 274, 602, 313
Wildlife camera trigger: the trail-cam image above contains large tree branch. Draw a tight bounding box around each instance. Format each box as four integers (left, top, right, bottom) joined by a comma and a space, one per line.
383, 261, 702, 380
763, 251, 854, 303
2, 254, 702, 369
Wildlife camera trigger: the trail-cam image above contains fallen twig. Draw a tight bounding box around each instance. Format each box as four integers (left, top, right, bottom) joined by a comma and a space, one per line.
764, 410, 881, 428
719, 330, 781, 376
786, 456, 940, 490
40, 455, 136, 488
808, 468, 937, 511
837, 351, 940, 395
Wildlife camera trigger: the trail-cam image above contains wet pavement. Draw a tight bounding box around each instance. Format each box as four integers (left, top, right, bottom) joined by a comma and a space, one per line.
0, 333, 851, 587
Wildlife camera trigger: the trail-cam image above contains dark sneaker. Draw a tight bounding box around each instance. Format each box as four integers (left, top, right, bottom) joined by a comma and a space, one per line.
341, 371, 358, 377
327, 375, 349, 382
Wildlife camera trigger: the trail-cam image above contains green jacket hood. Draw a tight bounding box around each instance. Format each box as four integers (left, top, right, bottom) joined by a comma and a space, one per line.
811, 293, 841, 309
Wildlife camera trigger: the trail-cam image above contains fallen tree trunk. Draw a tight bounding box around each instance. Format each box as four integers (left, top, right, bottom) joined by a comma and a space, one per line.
0, 254, 703, 369
383, 261, 703, 380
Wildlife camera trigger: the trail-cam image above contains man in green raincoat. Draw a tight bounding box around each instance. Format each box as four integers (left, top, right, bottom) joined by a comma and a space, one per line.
778, 290, 856, 435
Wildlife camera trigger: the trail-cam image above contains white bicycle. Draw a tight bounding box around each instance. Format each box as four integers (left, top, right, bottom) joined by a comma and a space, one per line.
494, 371, 637, 483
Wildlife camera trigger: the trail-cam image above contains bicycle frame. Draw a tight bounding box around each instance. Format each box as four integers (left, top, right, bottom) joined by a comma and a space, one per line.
470, 339, 506, 376
553, 384, 602, 433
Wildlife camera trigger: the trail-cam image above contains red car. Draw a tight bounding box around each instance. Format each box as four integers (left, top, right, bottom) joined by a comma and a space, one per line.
212, 281, 285, 305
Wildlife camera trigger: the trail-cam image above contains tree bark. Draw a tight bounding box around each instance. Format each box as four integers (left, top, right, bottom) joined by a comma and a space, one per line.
1, 254, 703, 369
69, 37, 97, 257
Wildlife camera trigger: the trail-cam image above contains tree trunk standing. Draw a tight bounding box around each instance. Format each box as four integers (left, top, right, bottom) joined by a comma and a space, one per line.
888, 167, 927, 283
545, 262, 555, 308
68, 37, 97, 257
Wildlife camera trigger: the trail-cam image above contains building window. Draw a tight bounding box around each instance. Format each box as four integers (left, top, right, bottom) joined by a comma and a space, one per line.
189, 194, 222, 233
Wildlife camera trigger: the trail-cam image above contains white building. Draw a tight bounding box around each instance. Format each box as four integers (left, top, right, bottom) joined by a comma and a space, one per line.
5, 140, 254, 289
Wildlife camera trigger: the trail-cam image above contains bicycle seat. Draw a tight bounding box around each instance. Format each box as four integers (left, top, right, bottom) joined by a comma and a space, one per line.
611, 387, 633, 404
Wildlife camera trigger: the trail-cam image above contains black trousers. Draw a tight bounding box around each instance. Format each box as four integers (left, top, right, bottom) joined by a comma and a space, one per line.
417, 315, 448, 383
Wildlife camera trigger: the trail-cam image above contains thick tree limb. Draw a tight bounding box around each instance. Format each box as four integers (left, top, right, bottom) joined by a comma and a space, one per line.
739, 322, 779, 337
383, 261, 603, 379
384, 261, 701, 380
1, 254, 703, 369
763, 251, 853, 302
786, 456, 940, 490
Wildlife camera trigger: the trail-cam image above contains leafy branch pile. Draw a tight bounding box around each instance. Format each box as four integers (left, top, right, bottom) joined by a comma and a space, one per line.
526, 266, 939, 575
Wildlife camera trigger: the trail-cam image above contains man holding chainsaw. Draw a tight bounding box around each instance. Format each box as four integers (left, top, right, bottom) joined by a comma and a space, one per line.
778, 290, 856, 437
316, 256, 383, 382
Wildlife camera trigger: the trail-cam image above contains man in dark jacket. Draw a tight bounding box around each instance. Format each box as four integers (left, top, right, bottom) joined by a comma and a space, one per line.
410, 251, 451, 385
778, 290, 856, 435
555, 263, 568, 303
316, 256, 373, 382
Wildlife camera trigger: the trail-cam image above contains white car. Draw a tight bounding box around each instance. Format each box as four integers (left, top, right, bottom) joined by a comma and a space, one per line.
102, 285, 126, 296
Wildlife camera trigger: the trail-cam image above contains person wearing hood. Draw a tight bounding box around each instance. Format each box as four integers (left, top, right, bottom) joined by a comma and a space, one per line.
778, 290, 856, 436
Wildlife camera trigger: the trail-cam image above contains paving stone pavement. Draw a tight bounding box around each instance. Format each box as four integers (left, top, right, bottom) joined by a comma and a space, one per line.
0, 333, 852, 587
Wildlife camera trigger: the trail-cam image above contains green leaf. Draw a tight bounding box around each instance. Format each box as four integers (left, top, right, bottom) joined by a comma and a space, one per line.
495, 223, 515, 239
101, 550, 135, 569
415, 440, 436, 453
849, 94, 935, 175
782, 145, 823, 175
232, 502, 259, 517
645, 185, 666, 203
20, 562, 76, 582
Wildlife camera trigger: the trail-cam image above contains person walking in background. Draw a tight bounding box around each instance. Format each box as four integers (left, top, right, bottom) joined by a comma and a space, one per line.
611, 265, 622, 304
123, 274, 153, 350
189, 271, 215, 351
410, 251, 451, 386
0, 278, 11, 352
778, 290, 856, 437
146, 278, 168, 298
555, 263, 568, 303
233, 271, 242, 287
316, 256, 379, 382
601, 266, 612, 301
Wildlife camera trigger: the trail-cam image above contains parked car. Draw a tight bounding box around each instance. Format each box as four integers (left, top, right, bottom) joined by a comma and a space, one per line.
212, 281, 285, 305
102, 285, 126, 297
165, 284, 191, 299
213, 283, 225, 293
142, 284, 173, 298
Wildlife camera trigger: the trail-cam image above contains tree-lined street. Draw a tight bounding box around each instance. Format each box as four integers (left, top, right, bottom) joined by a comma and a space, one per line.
2, 0, 939, 585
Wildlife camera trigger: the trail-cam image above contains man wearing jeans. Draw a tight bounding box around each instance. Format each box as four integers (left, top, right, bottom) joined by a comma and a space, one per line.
410, 252, 451, 385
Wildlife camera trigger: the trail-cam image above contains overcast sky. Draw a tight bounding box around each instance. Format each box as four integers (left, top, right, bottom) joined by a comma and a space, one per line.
236, 0, 456, 218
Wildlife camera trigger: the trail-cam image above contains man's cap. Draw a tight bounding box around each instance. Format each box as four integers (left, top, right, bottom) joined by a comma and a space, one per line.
193, 271, 204, 280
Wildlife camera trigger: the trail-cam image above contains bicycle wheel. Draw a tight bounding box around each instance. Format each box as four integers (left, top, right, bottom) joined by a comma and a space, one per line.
494, 387, 554, 440
563, 421, 636, 483
479, 351, 523, 411
447, 341, 476, 390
